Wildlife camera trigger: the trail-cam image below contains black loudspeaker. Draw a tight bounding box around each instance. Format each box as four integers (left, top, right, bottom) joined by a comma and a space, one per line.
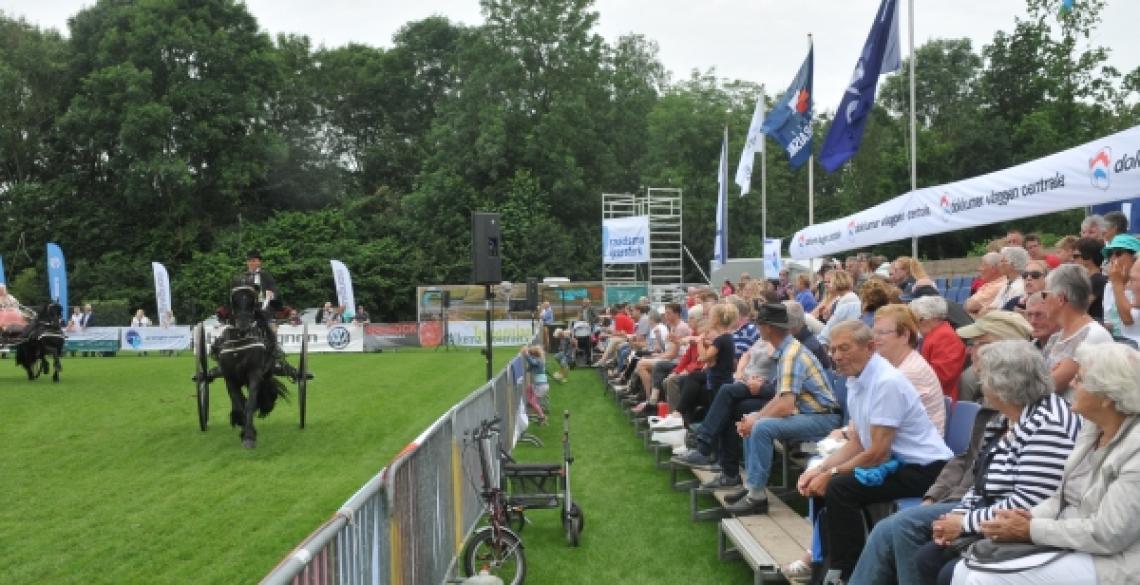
526, 277, 539, 310
441, 290, 451, 309
471, 212, 502, 284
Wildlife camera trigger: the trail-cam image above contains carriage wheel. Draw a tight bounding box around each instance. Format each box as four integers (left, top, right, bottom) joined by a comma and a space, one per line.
563, 502, 584, 546
194, 324, 210, 432
298, 324, 309, 429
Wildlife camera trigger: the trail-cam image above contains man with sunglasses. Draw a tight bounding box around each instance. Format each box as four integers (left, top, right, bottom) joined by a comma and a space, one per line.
1104, 234, 1140, 342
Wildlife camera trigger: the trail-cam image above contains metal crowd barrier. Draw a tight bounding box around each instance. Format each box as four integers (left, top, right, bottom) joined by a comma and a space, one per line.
262, 340, 535, 585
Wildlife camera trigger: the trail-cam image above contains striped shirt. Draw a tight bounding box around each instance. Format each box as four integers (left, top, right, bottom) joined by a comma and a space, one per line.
953, 392, 1080, 533
733, 322, 759, 360
771, 335, 836, 414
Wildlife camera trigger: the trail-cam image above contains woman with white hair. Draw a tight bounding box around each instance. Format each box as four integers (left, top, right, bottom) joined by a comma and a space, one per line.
911, 295, 968, 401
989, 247, 1030, 312
949, 343, 1140, 584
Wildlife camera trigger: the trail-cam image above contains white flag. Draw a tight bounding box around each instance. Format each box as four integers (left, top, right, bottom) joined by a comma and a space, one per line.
330, 260, 355, 314
151, 262, 172, 324
714, 128, 729, 267
734, 89, 767, 195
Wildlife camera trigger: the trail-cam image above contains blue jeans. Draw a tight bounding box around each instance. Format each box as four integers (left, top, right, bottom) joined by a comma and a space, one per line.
848, 501, 957, 584
742, 413, 840, 488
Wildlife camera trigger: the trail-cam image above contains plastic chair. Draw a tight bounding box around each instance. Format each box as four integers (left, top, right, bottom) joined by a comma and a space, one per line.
943, 286, 959, 301
944, 401, 981, 456
943, 396, 953, 435
934, 277, 947, 292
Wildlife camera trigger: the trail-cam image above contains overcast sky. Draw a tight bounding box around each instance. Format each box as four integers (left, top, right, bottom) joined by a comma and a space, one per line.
7, 1, 1139, 116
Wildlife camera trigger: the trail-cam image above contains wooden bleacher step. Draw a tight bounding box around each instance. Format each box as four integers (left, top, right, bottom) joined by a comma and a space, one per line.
718, 490, 813, 585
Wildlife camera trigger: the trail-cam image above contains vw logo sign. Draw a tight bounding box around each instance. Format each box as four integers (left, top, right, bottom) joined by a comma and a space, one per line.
125, 329, 142, 349
327, 326, 351, 350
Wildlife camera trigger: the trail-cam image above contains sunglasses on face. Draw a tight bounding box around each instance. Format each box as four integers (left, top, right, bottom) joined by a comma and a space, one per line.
1072, 253, 1082, 259
1112, 249, 1133, 257
1022, 271, 1045, 279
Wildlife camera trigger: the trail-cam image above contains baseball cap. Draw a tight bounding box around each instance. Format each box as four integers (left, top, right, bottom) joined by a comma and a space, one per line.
956, 310, 1031, 341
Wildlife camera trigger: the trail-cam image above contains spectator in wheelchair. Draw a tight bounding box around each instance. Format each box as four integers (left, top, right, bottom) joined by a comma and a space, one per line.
799, 320, 952, 583
849, 340, 1079, 585
946, 343, 1140, 585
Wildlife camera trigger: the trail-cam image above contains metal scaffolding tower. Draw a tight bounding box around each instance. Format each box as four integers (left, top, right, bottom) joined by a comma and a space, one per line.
601, 188, 684, 302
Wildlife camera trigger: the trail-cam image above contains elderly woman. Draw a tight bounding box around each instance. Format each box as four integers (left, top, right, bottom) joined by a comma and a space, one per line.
871, 304, 947, 432
911, 295, 968, 401
1000, 259, 1048, 313
1040, 264, 1113, 394
818, 269, 861, 346
987, 247, 1030, 314
850, 341, 1080, 585
949, 343, 1140, 585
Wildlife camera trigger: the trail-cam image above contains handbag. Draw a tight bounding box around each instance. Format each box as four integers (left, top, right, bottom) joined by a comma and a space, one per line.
961, 539, 1066, 573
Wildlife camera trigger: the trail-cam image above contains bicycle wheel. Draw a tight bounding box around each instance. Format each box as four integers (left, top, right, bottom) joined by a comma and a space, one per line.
461, 527, 526, 585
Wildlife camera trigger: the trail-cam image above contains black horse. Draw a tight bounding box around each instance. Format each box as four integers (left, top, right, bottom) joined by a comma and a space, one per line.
216, 284, 288, 448
14, 302, 65, 382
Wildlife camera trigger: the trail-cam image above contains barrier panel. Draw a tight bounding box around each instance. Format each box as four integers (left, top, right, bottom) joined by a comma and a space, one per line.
261, 337, 534, 585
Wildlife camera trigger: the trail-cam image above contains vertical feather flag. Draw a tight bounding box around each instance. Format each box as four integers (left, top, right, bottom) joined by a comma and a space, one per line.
714, 127, 729, 267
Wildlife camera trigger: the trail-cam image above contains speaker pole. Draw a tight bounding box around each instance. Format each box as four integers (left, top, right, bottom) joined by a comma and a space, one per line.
442, 299, 449, 352
484, 284, 493, 381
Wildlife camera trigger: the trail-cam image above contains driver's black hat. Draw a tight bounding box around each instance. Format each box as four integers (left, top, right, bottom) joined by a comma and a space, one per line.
246, 249, 262, 260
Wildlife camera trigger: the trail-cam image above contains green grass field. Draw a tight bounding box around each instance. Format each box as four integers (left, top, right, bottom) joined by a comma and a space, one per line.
0, 350, 753, 584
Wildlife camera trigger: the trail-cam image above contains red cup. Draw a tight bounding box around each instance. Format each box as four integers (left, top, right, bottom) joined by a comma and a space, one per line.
657, 402, 669, 417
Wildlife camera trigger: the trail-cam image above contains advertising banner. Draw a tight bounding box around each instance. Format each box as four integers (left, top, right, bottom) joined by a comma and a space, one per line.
46, 243, 68, 318
447, 320, 536, 347
790, 125, 1140, 259
763, 239, 783, 277
63, 327, 119, 353
602, 216, 651, 264
330, 260, 355, 315
120, 326, 192, 351
152, 262, 172, 326
204, 323, 364, 353
364, 322, 421, 351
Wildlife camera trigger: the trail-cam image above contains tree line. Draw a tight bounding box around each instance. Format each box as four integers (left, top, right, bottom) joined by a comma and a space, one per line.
0, 0, 1135, 322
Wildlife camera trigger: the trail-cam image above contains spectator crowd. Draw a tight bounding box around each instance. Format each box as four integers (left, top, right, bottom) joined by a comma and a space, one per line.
582, 210, 1140, 585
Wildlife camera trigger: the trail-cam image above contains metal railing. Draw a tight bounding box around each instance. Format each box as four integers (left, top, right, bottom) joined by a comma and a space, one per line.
262, 344, 533, 585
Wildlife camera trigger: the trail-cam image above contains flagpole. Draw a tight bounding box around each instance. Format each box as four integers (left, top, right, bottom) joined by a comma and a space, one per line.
761, 127, 768, 241
807, 34, 814, 228
908, 0, 918, 258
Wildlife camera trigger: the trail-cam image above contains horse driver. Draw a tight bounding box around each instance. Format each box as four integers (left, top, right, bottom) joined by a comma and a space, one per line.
0, 284, 29, 337
200, 251, 305, 382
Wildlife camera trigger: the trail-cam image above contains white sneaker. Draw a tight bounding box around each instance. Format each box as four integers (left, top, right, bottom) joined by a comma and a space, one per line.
672, 445, 691, 456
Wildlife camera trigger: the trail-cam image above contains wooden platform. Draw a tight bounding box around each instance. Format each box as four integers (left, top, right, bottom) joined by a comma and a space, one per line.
718, 491, 813, 584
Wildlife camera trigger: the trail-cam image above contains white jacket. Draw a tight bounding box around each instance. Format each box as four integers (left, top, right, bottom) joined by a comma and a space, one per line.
1030, 417, 1140, 584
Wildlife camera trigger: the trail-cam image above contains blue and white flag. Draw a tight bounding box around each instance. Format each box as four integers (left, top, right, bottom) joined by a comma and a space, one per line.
46, 243, 68, 317
152, 262, 172, 325
735, 89, 767, 196
820, 0, 900, 173
330, 260, 355, 315
761, 44, 813, 170
714, 127, 729, 267
0, 255, 5, 285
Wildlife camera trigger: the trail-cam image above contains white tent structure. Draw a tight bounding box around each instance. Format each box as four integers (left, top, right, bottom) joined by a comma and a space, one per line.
789, 124, 1140, 259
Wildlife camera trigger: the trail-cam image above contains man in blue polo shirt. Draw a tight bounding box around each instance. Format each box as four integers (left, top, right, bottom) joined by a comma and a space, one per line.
798, 320, 951, 583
